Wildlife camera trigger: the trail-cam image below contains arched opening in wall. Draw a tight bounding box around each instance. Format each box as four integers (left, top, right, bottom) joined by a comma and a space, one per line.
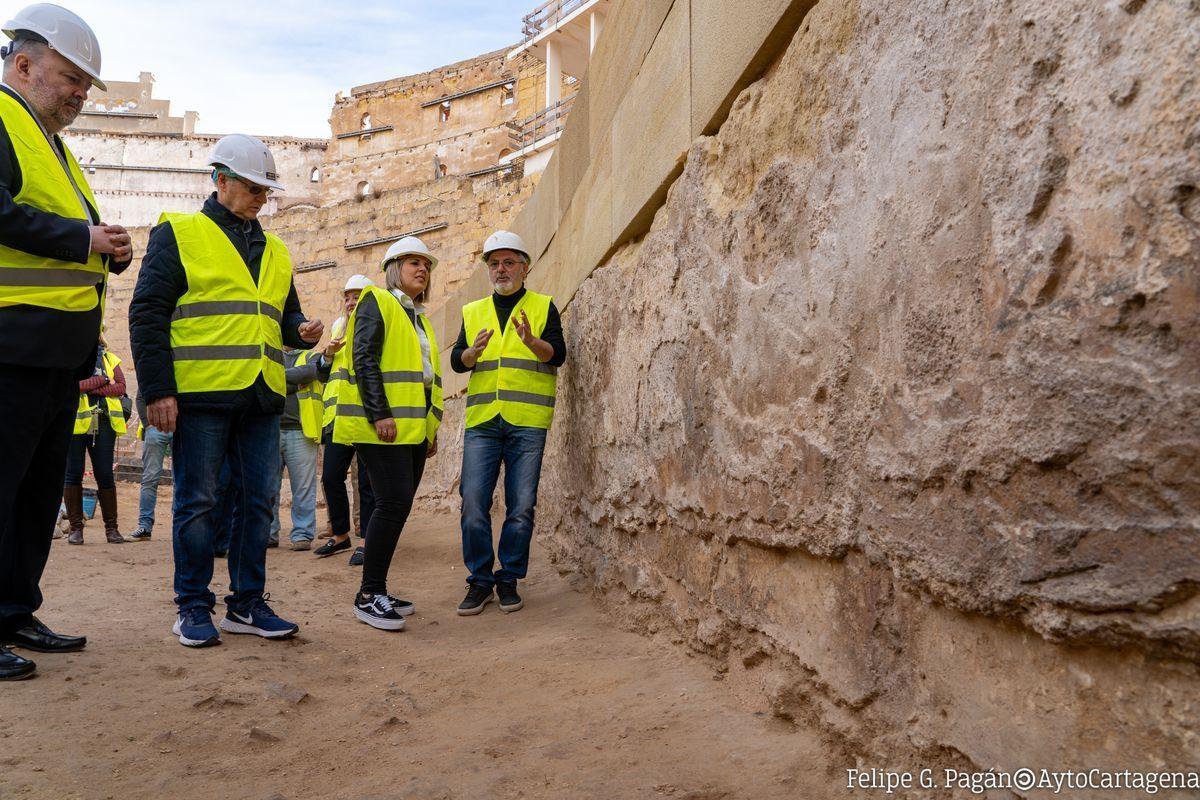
439, 101, 451, 123
438, 163, 448, 178
498, 148, 511, 162
356, 180, 372, 200
310, 167, 320, 183
86, 156, 96, 174
360, 112, 372, 130
501, 83, 514, 106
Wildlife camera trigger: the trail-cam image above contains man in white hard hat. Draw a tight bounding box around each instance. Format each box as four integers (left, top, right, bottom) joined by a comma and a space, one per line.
313, 273, 376, 565
129, 133, 324, 648
451, 231, 565, 616
0, 4, 132, 681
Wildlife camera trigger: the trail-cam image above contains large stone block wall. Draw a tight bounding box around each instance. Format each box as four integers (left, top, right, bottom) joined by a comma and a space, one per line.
422, 0, 1200, 787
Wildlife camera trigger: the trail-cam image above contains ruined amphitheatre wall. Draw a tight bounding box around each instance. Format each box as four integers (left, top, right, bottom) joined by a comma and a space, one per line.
422, 0, 1199, 786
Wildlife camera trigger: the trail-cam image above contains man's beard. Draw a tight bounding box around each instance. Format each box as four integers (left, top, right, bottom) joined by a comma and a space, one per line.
30, 76, 81, 129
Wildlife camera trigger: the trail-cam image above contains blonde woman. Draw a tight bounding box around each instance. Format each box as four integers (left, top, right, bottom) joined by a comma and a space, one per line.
332, 237, 442, 630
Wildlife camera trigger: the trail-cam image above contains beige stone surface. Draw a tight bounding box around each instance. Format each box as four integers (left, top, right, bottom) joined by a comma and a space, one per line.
609, 0, 691, 242
424, 0, 1200, 781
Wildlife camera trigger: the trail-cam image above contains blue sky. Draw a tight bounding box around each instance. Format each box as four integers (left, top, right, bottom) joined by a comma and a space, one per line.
54, 0, 537, 137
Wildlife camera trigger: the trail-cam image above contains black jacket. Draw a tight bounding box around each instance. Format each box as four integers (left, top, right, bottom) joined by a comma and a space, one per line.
449, 286, 566, 373
0, 85, 130, 375
129, 193, 312, 415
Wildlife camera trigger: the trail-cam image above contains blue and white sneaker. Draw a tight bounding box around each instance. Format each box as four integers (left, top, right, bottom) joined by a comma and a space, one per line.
219, 595, 299, 639
172, 607, 220, 648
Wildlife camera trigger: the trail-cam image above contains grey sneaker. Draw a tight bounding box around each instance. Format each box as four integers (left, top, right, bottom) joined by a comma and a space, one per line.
129, 526, 152, 541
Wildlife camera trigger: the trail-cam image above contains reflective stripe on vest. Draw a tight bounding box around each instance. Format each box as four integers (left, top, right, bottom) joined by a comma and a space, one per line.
163, 212, 292, 397
321, 345, 349, 429
294, 349, 325, 442
74, 350, 128, 435
0, 91, 106, 312
332, 285, 442, 446
463, 290, 557, 430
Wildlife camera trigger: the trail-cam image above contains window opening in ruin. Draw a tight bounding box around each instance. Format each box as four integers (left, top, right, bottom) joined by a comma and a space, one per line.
361, 112, 371, 130
499, 148, 512, 161
501, 83, 515, 106
310, 167, 320, 183
439, 101, 451, 123
86, 156, 96, 174
438, 163, 448, 178
357, 180, 372, 199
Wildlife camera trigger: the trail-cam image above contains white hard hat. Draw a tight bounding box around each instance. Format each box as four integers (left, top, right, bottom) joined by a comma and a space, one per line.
3, 3, 105, 90
382, 236, 438, 271
208, 133, 285, 192
481, 230, 529, 263
343, 274, 373, 293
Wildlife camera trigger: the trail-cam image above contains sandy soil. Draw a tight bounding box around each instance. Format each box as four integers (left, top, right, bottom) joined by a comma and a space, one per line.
1, 484, 851, 800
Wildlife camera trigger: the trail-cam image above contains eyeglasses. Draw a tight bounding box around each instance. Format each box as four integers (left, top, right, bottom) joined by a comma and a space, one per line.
229, 174, 273, 197
487, 259, 523, 270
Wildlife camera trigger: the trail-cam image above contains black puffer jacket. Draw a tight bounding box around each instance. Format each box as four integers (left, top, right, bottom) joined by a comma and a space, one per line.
129, 193, 313, 414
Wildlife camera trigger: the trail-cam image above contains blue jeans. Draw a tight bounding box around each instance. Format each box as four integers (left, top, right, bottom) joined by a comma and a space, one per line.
171, 409, 280, 612
137, 427, 172, 530
460, 416, 547, 588
270, 427, 319, 543
213, 459, 237, 555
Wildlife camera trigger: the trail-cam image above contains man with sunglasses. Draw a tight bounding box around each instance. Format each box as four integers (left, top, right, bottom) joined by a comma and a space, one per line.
130, 133, 324, 648
451, 230, 566, 616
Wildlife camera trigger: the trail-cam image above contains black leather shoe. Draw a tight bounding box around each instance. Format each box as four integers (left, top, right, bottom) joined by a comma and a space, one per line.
3, 617, 86, 653
0, 645, 36, 680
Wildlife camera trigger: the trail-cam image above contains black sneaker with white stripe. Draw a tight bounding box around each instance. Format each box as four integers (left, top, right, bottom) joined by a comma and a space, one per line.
353, 593, 406, 631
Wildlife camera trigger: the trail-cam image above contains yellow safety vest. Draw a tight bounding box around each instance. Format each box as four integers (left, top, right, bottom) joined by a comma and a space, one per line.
321, 343, 350, 430
0, 90, 106, 312
161, 212, 292, 397
74, 350, 128, 436
333, 285, 442, 446
294, 349, 325, 443
463, 290, 557, 429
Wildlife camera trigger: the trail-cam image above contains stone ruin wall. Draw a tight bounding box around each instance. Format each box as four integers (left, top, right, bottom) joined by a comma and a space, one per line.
421, 0, 1200, 791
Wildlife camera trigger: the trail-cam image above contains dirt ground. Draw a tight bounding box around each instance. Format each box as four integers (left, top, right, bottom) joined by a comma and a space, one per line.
2, 483, 852, 800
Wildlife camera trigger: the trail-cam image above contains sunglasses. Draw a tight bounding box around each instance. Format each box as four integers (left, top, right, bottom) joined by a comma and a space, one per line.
228, 174, 273, 197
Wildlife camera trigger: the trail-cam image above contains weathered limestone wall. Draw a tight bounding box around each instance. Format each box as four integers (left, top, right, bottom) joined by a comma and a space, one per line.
424, 0, 1200, 787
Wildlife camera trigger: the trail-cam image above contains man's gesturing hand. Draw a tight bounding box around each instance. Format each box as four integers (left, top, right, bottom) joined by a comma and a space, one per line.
147, 397, 178, 434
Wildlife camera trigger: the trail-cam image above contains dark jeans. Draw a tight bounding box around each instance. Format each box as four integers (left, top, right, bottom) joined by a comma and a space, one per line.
0, 363, 78, 633
213, 458, 237, 555
64, 422, 117, 490
322, 435, 375, 539
460, 416, 547, 589
171, 409, 280, 612
356, 442, 426, 596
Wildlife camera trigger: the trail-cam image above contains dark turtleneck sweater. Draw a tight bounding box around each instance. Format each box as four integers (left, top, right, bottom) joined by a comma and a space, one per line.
449, 286, 566, 373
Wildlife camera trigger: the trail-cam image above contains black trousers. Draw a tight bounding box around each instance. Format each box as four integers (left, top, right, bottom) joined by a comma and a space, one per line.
0, 363, 79, 633
322, 436, 375, 538
356, 442, 427, 596
64, 422, 117, 489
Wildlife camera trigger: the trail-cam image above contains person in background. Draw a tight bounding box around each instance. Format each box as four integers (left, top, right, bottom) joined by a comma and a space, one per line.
129, 392, 171, 542
314, 274, 375, 566
62, 337, 128, 544
268, 345, 328, 550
